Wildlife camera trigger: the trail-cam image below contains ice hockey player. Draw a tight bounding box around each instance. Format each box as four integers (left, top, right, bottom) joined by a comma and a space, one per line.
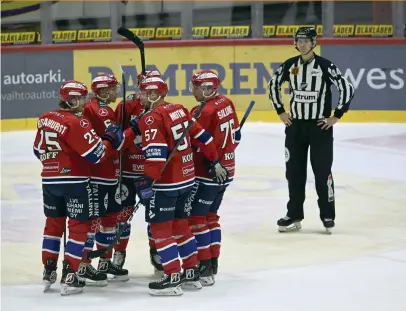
113, 70, 162, 271
81, 74, 129, 282
188, 70, 241, 285
34, 80, 124, 295
126, 77, 228, 296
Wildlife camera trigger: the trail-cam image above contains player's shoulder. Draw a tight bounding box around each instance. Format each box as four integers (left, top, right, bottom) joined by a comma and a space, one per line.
314, 55, 336, 69
206, 95, 234, 111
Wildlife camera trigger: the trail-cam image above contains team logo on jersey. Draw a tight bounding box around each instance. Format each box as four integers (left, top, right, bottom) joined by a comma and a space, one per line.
115, 184, 128, 204
80, 119, 89, 128
99, 108, 109, 116
60, 167, 71, 174
291, 67, 299, 75
300, 82, 308, 90
145, 116, 154, 125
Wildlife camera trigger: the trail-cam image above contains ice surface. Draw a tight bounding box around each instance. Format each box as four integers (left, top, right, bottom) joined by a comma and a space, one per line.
1, 123, 406, 311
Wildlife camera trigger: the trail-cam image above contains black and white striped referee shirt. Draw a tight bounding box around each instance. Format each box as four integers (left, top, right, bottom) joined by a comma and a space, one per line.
269, 54, 355, 120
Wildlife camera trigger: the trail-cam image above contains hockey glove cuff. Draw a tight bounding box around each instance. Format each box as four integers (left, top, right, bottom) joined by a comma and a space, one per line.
135, 176, 154, 205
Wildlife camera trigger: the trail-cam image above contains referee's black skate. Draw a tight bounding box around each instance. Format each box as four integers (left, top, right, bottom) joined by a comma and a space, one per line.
277, 216, 302, 232
322, 219, 335, 235
42, 258, 57, 292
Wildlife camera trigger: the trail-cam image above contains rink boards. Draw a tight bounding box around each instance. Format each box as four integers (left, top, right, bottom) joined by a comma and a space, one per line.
1, 38, 406, 131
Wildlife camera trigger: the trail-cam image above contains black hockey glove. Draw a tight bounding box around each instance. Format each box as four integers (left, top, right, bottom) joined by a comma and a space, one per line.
205, 159, 229, 185
102, 124, 124, 150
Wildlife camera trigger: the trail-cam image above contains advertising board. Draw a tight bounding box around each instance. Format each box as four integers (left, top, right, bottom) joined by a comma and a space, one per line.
1, 51, 74, 120
1, 38, 405, 131
321, 45, 405, 111
73, 45, 309, 112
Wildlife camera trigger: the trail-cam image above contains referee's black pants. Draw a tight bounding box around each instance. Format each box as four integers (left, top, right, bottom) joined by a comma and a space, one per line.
284, 119, 335, 221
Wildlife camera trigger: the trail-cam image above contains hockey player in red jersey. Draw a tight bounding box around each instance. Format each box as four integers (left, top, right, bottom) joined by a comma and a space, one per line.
34, 80, 124, 295
81, 74, 129, 282
126, 77, 228, 296
113, 70, 161, 270
188, 70, 241, 285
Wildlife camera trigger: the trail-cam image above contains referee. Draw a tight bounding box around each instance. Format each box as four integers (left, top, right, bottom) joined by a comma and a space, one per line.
268, 27, 355, 234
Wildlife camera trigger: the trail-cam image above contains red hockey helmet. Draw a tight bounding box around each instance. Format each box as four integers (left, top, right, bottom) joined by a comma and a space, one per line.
190, 70, 220, 92
139, 77, 168, 98
91, 74, 119, 94
136, 70, 162, 87
59, 80, 88, 102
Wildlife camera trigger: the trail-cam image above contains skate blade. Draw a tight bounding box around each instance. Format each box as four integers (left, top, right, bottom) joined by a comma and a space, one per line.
107, 274, 130, 282
199, 276, 215, 286
84, 279, 108, 287
148, 286, 183, 296
43, 280, 53, 293
60, 285, 84, 296
278, 222, 302, 233
325, 228, 332, 235
182, 281, 203, 290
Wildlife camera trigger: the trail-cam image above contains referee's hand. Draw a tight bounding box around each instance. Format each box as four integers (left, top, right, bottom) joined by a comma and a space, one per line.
279, 112, 292, 126
318, 117, 339, 130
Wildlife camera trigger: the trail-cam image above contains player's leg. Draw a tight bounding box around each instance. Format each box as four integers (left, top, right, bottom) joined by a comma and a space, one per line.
310, 125, 335, 234
94, 183, 129, 281
147, 191, 183, 296
60, 182, 95, 296
113, 177, 136, 268
188, 182, 218, 286
279, 122, 309, 232
147, 222, 164, 275
207, 185, 228, 277
173, 187, 201, 290
78, 183, 108, 287
41, 184, 66, 292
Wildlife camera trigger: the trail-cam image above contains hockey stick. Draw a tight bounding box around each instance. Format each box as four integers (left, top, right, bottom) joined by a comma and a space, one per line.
117, 27, 146, 75
87, 102, 208, 259
115, 60, 126, 246
239, 100, 255, 129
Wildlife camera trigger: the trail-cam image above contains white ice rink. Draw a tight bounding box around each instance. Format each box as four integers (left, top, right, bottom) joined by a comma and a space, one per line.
1, 123, 406, 311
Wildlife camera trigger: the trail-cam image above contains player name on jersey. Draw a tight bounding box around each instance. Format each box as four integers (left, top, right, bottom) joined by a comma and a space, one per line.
169, 108, 187, 121
37, 117, 68, 134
